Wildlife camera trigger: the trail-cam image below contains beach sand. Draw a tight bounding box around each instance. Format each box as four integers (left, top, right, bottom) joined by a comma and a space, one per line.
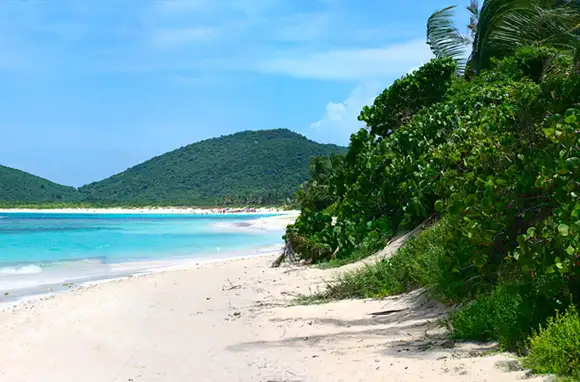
0, 223, 547, 381
0, 207, 298, 215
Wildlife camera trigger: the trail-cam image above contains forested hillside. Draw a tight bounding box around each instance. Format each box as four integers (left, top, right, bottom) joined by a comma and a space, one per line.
79, 129, 345, 206
0, 165, 81, 203
288, 0, 580, 378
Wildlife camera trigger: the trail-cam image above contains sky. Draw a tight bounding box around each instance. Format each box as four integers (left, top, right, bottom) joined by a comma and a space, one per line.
0, 0, 467, 187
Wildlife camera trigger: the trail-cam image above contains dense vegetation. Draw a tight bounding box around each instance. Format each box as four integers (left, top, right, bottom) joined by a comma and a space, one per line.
1, 129, 345, 207
80, 129, 344, 206
287, 0, 580, 378
0, 165, 81, 203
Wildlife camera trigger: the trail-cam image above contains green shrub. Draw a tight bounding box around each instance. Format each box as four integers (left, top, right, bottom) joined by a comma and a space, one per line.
450, 285, 533, 351
359, 57, 458, 136
290, 48, 580, 350
299, 221, 486, 303
324, 259, 407, 300
449, 282, 571, 352
524, 306, 580, 379
389, 220, 488, 303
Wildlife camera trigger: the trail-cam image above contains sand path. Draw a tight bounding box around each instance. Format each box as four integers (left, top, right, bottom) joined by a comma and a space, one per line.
0, 252, 546, 381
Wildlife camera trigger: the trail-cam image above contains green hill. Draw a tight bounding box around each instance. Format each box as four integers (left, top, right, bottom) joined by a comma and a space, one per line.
79, 129, 346, 205
0, 165, 81, 203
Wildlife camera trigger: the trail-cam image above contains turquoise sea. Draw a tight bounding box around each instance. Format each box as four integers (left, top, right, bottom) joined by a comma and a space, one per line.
0, 213, 284, 297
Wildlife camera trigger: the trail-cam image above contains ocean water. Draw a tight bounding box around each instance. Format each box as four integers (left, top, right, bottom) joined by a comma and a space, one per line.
0, 213, 284, 296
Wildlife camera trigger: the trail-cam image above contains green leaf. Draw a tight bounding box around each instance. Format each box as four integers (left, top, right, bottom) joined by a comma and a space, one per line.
565, 114, 577, 124
434, 200, 443, 212
543, 127, 555, 138
567, 246, 575, 256
558, 224, 570, 237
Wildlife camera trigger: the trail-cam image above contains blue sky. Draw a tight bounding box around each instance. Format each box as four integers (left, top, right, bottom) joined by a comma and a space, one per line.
0, 0, 465, 187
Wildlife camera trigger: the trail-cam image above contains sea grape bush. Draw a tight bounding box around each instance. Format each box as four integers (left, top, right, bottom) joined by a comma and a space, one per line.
358, 57, 457, 137
287, 46, 580, 305
288, 2, 580, 375
513, 110, 580, 287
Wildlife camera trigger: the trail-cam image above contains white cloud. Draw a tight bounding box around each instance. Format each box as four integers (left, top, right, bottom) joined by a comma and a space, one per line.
308, 81, 384, 145
254, 39, 433, 80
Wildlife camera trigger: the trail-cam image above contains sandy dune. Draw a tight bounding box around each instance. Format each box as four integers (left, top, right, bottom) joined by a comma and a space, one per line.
0, 247, 547, 382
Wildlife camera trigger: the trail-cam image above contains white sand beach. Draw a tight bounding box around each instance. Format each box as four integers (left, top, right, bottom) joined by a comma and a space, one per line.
0, 207, 297, 215
0, 217, 546, 382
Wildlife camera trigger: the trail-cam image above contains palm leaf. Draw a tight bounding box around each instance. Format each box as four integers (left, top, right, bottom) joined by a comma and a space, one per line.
471, 0, 580, 73
467, 0, 480, 38
470, 0, 529, 72
427, 5, 471, 70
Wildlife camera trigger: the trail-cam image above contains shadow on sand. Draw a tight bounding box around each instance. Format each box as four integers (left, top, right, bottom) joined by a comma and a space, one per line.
227, 289, 459, 355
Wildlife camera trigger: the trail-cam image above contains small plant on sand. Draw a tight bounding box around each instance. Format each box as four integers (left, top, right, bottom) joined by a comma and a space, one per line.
293, 259, 405, 304
449, 285, 532, 351
448, 280, 572, 353
523, 306, 580, 379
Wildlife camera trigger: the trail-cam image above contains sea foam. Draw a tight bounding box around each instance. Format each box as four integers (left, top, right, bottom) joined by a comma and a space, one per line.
0, 264, 43, 275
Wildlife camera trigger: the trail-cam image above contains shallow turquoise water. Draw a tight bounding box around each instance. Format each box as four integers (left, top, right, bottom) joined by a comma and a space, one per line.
0, 213, 282, 266
0, 213, 284, 293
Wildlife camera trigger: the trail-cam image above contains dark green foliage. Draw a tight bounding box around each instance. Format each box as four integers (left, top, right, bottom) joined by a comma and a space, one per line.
79, 129, 345, 206
428, 0, 580, 74
448, 284, 563, 351
524, 305, 580, 378
287, 58, 459, 263
0, 165, 81, 203
291, 45, 580, 375
290, 4, 580, 377
493, 45, 572, 83
358, 58, 457, 137
1, 129, 344, 207
450, 287, 523, 347
296, 154, 345, 213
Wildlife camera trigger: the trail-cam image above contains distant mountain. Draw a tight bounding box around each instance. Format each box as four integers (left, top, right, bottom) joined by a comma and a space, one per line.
0, 165, 81, 203
79, 129, 346, 205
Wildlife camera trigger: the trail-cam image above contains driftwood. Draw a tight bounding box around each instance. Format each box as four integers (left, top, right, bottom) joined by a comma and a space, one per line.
271, 241, 297, 268
222, 279, 242, 291
330, 246, 340, 259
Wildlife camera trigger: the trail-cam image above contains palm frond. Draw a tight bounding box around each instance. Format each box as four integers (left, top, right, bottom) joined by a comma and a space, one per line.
467, 0, 480, 38
470, 0, 580, 73
427, 5, 471, 69
470, 0, 530, 72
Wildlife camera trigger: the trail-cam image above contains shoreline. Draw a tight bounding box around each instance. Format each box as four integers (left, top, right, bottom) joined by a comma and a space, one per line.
0, 207, 299, 215
0, 213, 297, 307
0, 244, 284, 312
0, 248, 543, 381
1, 211, 541, 380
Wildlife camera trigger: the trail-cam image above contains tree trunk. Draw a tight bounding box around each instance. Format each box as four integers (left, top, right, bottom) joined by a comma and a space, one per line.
271, 240, 297, 267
